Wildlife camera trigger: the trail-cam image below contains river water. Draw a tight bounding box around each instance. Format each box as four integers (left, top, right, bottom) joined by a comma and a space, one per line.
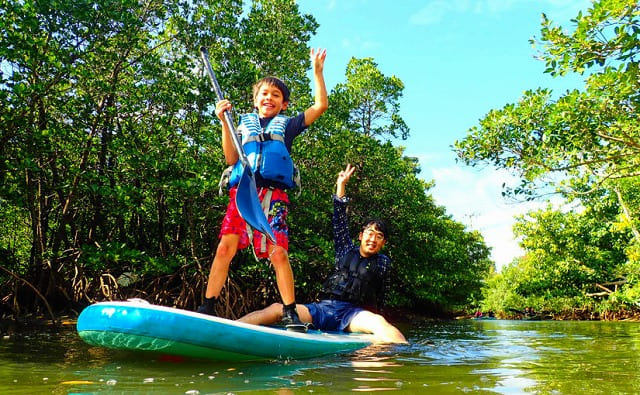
1, 318, 639, 394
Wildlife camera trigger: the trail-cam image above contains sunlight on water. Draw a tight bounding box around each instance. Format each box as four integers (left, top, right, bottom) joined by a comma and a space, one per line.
0, 319, 639, 393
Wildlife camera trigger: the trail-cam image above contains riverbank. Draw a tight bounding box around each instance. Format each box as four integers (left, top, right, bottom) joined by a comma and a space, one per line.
453, 310, 640, 322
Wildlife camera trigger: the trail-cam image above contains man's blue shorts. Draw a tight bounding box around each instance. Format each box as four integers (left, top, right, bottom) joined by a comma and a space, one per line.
304, 299, 364, 332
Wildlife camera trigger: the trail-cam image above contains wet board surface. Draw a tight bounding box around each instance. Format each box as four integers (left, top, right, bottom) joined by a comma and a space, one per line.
77, 300, 372, 361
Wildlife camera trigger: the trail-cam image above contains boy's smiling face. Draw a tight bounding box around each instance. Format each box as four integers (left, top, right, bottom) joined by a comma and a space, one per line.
254, 83, 288, 118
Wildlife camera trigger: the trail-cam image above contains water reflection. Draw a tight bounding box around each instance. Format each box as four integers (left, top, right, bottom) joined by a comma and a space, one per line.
339, 348, 406, 392
399, 319, 640, 394
1, 319, 640, 393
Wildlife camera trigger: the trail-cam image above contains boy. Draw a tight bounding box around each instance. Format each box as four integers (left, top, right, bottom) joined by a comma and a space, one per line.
237, 165, 407, 344
197, 48, 328, 332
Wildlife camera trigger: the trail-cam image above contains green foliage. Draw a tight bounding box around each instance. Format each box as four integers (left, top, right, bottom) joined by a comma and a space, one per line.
455, 0, 639, 201
514, 203, 627, 288
455, 0, 640, 315
0, 0, 491, 316
481, 198, 638, 316
0, 201, 30, 270
328, 57, 409, 140
536, 0, 639, 76
481, 256, 597, 315
293, 122, 492, 311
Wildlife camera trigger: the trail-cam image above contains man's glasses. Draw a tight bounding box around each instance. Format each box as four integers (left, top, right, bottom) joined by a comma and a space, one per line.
363, 229, 384, 241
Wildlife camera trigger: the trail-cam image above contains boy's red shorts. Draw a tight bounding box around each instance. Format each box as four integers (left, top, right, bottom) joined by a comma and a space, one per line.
220, 186, 289, 258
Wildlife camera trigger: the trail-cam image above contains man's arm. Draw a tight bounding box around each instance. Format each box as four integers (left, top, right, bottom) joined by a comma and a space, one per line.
303, 48, 328, 126
333, 165, 356, 258
376, 256, 392, 309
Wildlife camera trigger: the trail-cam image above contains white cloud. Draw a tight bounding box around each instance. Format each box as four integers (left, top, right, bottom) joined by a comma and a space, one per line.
409, 0, 589, 25
409, 0, 460, 25
409, 0, 516, 25
340, 36, 379, 52
429, 165, 548, 270
410, 152, 444, 169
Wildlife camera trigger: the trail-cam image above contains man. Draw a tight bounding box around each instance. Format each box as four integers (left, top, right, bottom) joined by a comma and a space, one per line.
238, 164, 407, 343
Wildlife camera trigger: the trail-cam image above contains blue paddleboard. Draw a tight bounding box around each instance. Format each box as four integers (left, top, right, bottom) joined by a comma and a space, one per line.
77, 300, 372, 361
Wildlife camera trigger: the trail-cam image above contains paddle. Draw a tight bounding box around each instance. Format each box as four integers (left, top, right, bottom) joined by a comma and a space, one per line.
199, 47, 276, 243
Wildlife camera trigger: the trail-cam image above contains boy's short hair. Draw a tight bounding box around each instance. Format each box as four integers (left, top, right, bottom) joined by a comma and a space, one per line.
253, 76, 290, 103
361, 219, 388, 240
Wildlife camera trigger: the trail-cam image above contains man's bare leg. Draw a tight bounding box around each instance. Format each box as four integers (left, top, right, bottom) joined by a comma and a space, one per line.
238, 303, 313, 326
347, 311, 407, 344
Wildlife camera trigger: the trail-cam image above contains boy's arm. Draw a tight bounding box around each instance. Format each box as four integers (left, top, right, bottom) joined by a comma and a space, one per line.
216, 99, 239, 165
303, 48, 328, 126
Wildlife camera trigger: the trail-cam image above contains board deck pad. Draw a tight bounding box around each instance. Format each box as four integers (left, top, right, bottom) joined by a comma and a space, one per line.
77, 300, 372, 361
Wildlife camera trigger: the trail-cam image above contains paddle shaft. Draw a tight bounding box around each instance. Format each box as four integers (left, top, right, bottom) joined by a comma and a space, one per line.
199, 47, 249, 168
199, 47, 276, 242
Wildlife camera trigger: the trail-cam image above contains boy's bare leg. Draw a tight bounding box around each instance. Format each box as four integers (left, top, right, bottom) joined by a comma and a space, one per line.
204, 233, 240, 298
268, 245, 307, 331
268, 245, 295, 305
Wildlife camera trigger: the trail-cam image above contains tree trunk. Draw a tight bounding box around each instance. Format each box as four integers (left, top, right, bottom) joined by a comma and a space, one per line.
614, 186, 640, 243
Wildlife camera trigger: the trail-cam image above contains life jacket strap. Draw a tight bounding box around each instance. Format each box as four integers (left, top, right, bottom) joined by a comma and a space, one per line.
242, 133, 285, 144
245, 187, 274, 261
259, 188, 273, 255
218, 165, 234, 196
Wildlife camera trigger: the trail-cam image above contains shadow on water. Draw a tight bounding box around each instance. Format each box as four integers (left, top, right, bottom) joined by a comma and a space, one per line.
1, 318, 640, 394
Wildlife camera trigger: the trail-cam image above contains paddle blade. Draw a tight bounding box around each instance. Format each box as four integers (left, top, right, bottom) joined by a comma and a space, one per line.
236, 168, 276, 243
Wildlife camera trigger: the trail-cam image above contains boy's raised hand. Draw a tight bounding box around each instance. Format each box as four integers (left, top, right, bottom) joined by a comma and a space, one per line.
310, 48, 327, 73
304, 48, 329, 126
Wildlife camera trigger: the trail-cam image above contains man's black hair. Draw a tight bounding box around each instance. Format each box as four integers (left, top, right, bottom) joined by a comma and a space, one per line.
361, 218, 388, 240
252, 76, 290, 103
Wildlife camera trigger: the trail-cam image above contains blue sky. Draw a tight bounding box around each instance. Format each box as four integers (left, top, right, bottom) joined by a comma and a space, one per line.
297, 0, 592, 270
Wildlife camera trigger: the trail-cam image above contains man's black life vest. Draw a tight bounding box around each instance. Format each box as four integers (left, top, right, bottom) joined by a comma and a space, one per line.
321, 248, 387, 309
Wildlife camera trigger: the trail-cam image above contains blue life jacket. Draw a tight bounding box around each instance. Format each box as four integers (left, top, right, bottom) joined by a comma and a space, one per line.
228, 113, 296, 189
